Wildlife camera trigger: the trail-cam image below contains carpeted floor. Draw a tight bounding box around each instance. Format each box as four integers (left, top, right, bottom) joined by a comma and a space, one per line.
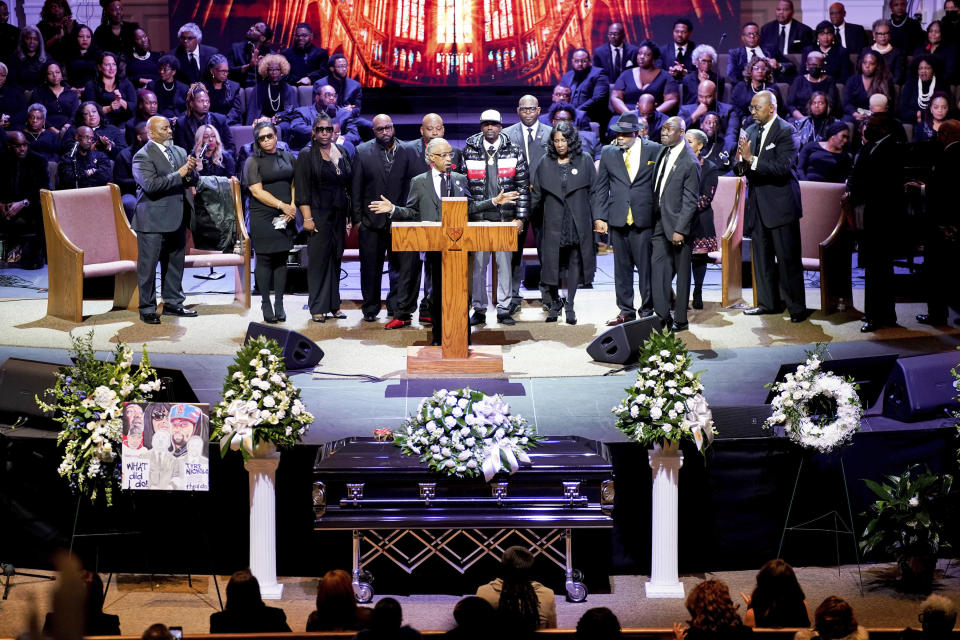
0, 562, 956, 637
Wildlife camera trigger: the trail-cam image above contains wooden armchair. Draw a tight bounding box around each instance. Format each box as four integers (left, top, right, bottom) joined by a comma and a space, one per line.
184, 177, 251, 308
750, 181, 851, 314
40, 183, 139, 323
706, 176, 745, 307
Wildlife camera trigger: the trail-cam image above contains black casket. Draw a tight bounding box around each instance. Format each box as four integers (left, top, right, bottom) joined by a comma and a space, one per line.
312, 435, 614, 602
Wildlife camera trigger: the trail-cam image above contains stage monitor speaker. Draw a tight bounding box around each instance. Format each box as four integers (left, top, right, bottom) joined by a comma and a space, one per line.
764, 354, 899, 410
586, 316, 663, 365
244, 322, 324, 370
881, 351, 960, 422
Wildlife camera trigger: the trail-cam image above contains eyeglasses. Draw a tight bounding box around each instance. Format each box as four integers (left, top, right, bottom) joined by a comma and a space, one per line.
429, 151, 454, 158
313, 125, 334, 133
257, 132, 276, 141
374, 125, 394, 132
518, 106, 539, 113
747, 105, 765, 113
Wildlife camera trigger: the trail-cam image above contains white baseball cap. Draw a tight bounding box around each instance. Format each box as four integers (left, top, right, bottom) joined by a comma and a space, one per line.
479, 109, 502, 124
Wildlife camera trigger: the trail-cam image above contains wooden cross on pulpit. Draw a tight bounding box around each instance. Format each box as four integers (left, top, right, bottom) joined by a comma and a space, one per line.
392, 197, 517, 373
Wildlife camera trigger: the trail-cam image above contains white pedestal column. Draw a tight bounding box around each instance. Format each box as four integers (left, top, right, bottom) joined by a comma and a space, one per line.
645, 440, 685, 598
245, 442, 283, 599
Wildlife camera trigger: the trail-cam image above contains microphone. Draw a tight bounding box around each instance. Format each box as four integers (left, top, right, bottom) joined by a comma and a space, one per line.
717, 32, 727, 50
196, 141, 211, 159
68, 141, 79, 158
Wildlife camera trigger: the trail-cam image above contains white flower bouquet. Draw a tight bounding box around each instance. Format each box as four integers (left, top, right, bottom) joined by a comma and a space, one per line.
393, 388, 541, 481
765, 345, 862, 453
36, 331, 162, 506
612, 329, 716, 452
210, 337, 314, 460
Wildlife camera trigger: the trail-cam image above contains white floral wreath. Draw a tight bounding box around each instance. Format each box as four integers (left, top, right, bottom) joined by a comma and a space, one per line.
766, 351, 862, 453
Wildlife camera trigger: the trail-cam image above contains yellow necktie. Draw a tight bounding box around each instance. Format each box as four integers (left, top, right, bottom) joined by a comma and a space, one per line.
625, 145, 639, 225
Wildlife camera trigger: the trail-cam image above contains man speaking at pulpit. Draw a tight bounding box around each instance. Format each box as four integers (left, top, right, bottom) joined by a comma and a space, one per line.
368, 138, 518, 346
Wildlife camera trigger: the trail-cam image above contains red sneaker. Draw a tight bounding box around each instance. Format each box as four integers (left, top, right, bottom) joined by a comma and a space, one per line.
384, 318, 411, 330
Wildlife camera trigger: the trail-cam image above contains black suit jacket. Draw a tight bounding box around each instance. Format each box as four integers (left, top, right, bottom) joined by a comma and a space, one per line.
282, 44, 330, 84
351, 139, 417, 229
734, 116, 802, 232
593, 43, 639, 83
173, 112, 235, 154
660, 40, 697, 73
654, 143, 700, 238
837, 22, 868, 54
392, 170, 494, 222
171, 44, 218, 85
761, 19, 814, 54
559, 67, 610, 114
591, 139, 664, 228
404, 138, 464, 176
727, 45, 795, 84
504, 121, 551, 172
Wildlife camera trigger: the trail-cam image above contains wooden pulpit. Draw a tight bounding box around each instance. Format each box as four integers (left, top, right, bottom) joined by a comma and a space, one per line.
392, 197, 517, 373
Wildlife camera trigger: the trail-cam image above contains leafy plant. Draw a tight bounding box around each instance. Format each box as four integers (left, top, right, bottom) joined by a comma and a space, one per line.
861, 464, 953, 563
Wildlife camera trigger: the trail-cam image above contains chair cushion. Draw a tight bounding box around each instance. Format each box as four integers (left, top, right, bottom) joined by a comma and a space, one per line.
82, 260, 137, 277
184, 253, 244, 268
49, 186, 123, 264
801, 257, 820, 270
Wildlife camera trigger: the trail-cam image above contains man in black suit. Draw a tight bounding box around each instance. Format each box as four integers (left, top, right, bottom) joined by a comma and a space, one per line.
828, 3, 868, 53
559, 49, 610, 126
351, 113, 418, 326
286, 84, 360, 150
170, 23, 218, 85
403, 114, 463, 325
606, 94, 668, 143
58, 126, 113, 189
227, 21, 272, 87
660, 18, 697, 80
314, 54, 363, 114
734, 91, 810, 322
504, 95, 552, 312
728, 22, 794, 84
131, 116, 199, 324
368, 138, 517, 345
651, 117, 700, 330
761, 0, 814, 55
282, 23, 329, 86
592, 113, 664, 325
593, 22, 639, 86
679, 80, 739, 150
539, 85, 593, 131
173, 84, 234, 154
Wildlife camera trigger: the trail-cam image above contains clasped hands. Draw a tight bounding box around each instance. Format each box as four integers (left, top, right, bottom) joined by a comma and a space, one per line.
737, 135, 754, 163
178, 156, 198, 177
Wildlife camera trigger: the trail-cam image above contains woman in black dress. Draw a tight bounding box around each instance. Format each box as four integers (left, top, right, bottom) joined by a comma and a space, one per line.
610, 40, 680, 116
244, 121, 297, 323
731, 58, 785, 127
898, 55, 941, 125
245, 54, 298, 125
798, 121, 851, 182
861, 19, 905, 84
800, 21, 852, 83
294, 113, 353, 322
913, 90, 950, 143
83, 51, 136, 126
842, 51, 892, 125
36, 0, 78, 62
9, 26, 51, 91
193, 124, 235, 177
786, 51, 840, 121
742, 559, 810, 628
529, 120, 596, 325
684, 129, 718, 310
147, 55, 187, 120
21, 104, 60, 160
34, 61, 78, 132
61, 100, 125, 159
913, 20, 957, 83
64, 25, 100, 89
123, 27, 161, 90
205, 54, 242, 125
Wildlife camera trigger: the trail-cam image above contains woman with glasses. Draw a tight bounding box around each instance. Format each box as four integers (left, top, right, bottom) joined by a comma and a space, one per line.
245, 54, 297, 125
82, 51, 136, 126
529, 120, 596, 325
147, 55, 187, 120
294, 114, 352, 322
861, 20, 905, 84
244, 121, 296, 323
205, 54, 242, 125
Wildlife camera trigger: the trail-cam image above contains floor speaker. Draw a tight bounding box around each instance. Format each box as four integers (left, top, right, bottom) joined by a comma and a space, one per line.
244, 322, 324, 370
881, 351, 960, 422
0, 358, 59, 427
764, 354, 899, 409
586, 316, 663, 365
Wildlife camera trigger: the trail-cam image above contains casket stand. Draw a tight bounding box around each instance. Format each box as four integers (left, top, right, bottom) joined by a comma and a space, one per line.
313, 436, 614, 603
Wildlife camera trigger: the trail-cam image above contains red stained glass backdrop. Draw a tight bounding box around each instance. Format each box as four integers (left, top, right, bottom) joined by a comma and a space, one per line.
171, 0, 739, 86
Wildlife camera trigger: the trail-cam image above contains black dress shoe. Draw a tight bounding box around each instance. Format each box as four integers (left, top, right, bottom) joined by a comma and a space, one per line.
497, 313, 516, 326
916, 313, 947, 325
790, 309, 814, 323
331, 310, 347, 319
163, 304, 198, 317
139, 313, 161, 325
692, 290, 703, 309
470, 311, 486, 326
744, 306, 784, 316
860, 321, 881, 332
507, 301, 521, 315
638, 309, 655, 319
362, 313, 378, 322
673, 321, 690, 331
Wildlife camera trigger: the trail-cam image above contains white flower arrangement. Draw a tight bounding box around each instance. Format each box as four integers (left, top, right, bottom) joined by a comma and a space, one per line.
612, 329, 716, 452
210, 337, 314, 459
394, 388, 541, 480
36, 331, 162, 506
765, 345, 862, 453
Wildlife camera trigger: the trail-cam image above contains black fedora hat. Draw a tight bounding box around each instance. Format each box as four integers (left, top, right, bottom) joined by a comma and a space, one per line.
609, 112, 641, 133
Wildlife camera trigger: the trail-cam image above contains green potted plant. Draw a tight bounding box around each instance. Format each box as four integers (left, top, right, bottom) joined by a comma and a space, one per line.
860, 464, 953, 591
